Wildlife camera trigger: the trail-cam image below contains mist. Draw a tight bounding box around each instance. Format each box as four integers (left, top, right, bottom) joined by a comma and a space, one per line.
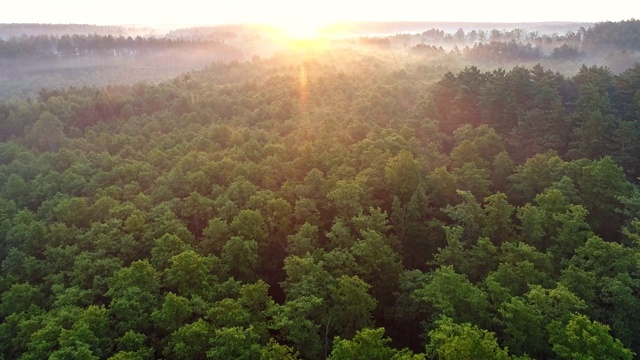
1, 20, 639, 100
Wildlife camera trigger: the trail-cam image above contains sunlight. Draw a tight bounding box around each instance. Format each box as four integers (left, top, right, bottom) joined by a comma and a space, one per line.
264, 16, 335, 50
261, 4, 337, 40
267, 15, 335, 41
276, 18, 325, 39
299, 65, 309, 111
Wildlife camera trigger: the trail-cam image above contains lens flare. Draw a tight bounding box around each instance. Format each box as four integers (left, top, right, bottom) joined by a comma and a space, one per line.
299, 66, 309, 112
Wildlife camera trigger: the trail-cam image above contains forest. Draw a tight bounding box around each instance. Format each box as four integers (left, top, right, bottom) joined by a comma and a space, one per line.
1, 19, 640, 359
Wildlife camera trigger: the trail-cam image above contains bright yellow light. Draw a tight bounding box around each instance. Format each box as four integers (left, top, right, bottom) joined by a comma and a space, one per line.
273, 18, 328, 40
299, 66, 309, 111
260, 3, 338, 40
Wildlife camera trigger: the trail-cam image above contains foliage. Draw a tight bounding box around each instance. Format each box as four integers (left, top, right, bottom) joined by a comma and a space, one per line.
1, 21, 640, 359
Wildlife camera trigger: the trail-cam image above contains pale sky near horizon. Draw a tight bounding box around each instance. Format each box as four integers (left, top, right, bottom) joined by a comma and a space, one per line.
1, 0, 637, 26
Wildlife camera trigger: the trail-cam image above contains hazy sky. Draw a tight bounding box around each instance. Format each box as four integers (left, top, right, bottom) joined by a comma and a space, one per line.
2, 0, 637, 25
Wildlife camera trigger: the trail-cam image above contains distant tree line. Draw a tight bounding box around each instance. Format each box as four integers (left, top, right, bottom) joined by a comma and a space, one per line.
401, 19, 640, 63
0, 23, 133, 39
582, 19, 640, 51
0, 34, 240, 60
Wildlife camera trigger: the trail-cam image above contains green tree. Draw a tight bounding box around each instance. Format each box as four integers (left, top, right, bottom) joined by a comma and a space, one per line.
222, 236, 259, 283
70, 251, 123, 300
0, 283, 44, 317
482, 192, 517, 244
491, 151, 514, 192
260, 339, 299, 360
281, 254, 331, 301
328, 275, 377, 339
230, 209, 268, 243
207, 326, 262, 360
200, 217, 230, 256
384, 150, 422, 203
164, 319, 210, 360
550, 314, 633, 360
442, 190, 485, 243
151, 292, 193, 334
3, 210, 47, 258
576, 156, 633, 240
390, 189, 432, 269
518, 188, 592, 260
107, 259, 159, 297
426, 165, 459, 208
26, 111, 66, 152
486, 251, 555, 305
499, 285, 586, 358
328, 179, 366, 220
568, 85, 618, 160
269, 296, 324, 360
452, 163, 491, 199
113, 331, 153, 360
150, 234, 191, 271
414, 266, 490, 327
330, 328, 424, 360
427, 317, 510, 360
143, 207, 195, 248
164, 250, 220, 298
179, 191, 215, 236
560, 236, 640, 353
508, 151, 566, 204
326, 219, 355, 250
510, 88, 569, 162
432, 229, 498, 284
498, 296, 547, 357
2, 174, 28, 207
286, 222, 319, 257
614, 120, 640, 178
351, 230, 403, 309
108, 287, 156, 335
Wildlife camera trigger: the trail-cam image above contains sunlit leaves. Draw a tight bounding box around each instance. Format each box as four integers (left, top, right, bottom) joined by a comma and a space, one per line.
427, 317, 509, 360
330, 328, 424, 360
550, 314, 633, 360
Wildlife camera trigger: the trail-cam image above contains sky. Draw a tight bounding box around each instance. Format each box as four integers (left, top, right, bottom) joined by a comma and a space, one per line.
1, 0, 637, 26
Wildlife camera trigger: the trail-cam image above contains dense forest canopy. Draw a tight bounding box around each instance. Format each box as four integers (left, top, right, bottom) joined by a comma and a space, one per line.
1, 19, 640, 359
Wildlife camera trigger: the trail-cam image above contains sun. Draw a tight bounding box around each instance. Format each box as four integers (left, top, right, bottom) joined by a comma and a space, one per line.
278, 20, 323, 39
259, 3, 339, 40
271, 17, 330, 40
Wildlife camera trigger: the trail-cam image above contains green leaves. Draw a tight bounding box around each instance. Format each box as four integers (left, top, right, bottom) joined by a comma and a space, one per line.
164, 319, 210, 360
269, 296, 324, 360
207, 326, 262, 360
164, 250, 221, 298
3, 37, 640, 360
385, 150, 422, 204
330, 328, 424, 360
26, 112, 67, 152
230, 210, 268, 244
222, 237, 259, 283
427, 317, 509, 360
414, 266, 490, 327
550, 314, 633, 360
328, 275, 377, 338
328, 180, 366, 221
151, 293, 193, 333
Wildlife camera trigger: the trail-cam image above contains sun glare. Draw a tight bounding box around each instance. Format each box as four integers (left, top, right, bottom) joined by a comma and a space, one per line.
261, 5, 339, 41
274, 18, 328, 40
